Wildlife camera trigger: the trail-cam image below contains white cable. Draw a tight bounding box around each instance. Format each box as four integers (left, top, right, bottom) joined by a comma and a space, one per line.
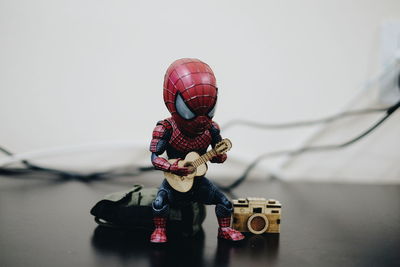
0, 140, 147, 167
2, 60, 398, 172
278, 58, 400, 175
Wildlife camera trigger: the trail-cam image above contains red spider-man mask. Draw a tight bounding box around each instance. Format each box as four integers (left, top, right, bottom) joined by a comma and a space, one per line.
163, 58, 218, 136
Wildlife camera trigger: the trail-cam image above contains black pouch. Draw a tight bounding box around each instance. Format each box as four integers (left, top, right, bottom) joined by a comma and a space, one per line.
90, 185, 206, 236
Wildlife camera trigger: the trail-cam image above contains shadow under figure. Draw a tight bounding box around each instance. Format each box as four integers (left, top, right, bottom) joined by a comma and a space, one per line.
149, 58, 244, 243
91, 226, 206, 267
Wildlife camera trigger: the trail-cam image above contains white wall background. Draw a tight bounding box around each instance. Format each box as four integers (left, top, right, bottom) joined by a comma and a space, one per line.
1, 0, 399, 182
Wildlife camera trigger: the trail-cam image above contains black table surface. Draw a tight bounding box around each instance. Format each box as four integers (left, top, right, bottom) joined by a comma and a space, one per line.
0, 172, 399, 267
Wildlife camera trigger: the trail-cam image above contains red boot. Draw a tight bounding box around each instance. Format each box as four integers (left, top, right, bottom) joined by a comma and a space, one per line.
150, 217, 167, 243
217, 217, 245, 241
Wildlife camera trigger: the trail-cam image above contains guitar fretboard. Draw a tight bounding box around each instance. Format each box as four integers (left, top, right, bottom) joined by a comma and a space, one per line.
192, 149, 217, 168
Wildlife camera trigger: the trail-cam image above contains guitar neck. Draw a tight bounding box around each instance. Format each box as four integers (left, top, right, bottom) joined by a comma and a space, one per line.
192, 149, 218, 168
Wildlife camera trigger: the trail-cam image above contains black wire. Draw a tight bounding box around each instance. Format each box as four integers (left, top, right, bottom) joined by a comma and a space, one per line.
218, 101, 400, 192
0, 103, 397, 184
0, 163, 153, 181
0, 146, 39, 170
0, 145, 153, 181
0, 146, 13, 156
222, 107, 388, 131
0, 146, 84, 179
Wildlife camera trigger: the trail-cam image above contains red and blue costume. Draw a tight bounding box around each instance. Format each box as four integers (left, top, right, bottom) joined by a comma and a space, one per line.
149, 58, 244, 243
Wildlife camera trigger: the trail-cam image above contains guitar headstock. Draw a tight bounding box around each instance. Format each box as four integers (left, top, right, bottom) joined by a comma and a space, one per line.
214, 138, 232, 154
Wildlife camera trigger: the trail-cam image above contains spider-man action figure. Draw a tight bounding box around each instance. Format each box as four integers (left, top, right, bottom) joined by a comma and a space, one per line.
149, 58, 244, 243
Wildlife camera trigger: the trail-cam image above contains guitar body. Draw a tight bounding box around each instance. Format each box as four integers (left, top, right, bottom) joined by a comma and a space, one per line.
164, 152, 208, 193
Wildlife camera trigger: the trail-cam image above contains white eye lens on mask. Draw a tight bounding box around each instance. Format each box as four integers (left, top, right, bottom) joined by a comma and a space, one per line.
208, 103, 216, 118
176, 93, 196, 120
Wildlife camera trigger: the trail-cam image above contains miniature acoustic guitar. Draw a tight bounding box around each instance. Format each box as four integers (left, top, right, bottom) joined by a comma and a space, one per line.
164, 138, 232, 193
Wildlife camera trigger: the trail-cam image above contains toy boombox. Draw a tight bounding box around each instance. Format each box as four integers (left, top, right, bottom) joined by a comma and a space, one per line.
232, 197, 281, 234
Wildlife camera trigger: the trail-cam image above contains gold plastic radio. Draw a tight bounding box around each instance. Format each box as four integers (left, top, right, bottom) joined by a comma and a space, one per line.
232, 197, 281, 234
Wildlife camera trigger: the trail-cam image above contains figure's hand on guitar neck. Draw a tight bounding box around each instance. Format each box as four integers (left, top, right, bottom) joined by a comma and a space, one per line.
169, 160, 195, 176
210, 153, 227, 164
